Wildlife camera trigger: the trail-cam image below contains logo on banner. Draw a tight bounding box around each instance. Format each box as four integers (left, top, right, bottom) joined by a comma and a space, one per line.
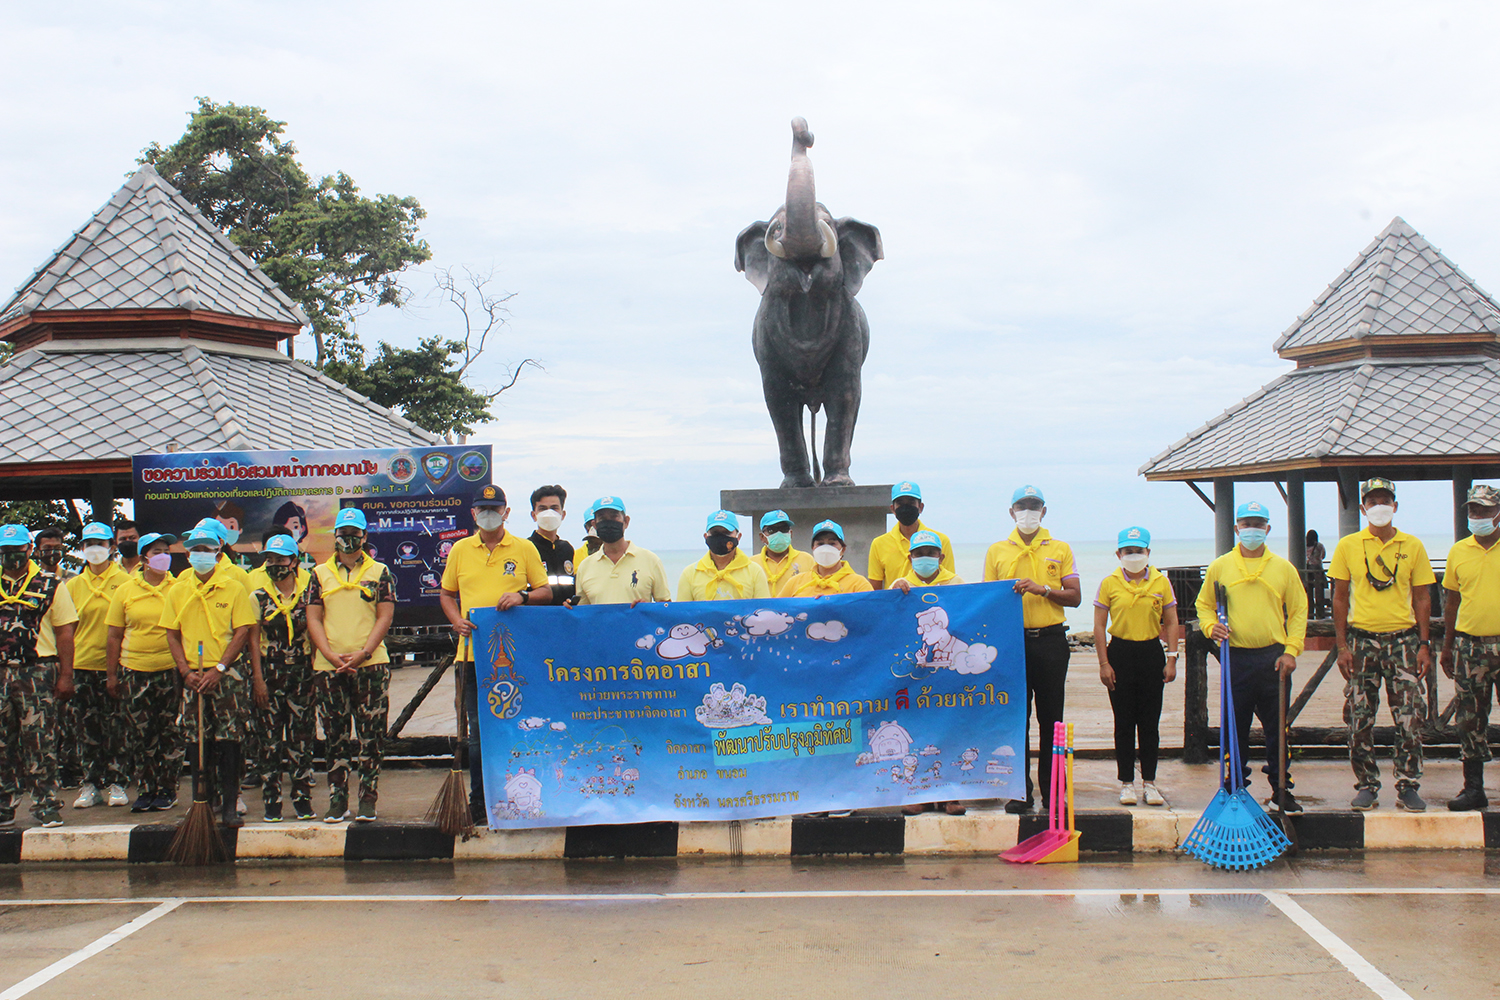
458, 450, 488, 482
388, 455, 416, 484
422, 452, 452, 484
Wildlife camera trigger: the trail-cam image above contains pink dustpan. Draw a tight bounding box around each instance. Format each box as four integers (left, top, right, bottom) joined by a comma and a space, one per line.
1002, 723, 1071, 863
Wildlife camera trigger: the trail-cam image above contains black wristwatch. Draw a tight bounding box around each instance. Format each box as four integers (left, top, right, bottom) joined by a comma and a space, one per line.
1417, 639, 1431, 649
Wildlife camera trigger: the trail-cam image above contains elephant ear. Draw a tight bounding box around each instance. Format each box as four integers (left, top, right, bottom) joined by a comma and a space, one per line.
735, 221, 772, 295
835, 218, 883, 296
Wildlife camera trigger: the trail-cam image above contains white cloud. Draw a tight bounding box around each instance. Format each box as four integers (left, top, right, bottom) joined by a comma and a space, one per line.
635, 635, 654, 649
806, 620, 848, 643
955, 642, 998, 675
518, 717, 547, 731
994, 745, 1016, 757
742, 609, 794, 636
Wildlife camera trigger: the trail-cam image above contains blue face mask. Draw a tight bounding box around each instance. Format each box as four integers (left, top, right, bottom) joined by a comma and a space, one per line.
765, 532, 791, 554
218, 525, 240, 545
911, 556, 941, 579
1238, 528, 1268, 550
1469, 517, 1498, 538
187, 551, 219, 575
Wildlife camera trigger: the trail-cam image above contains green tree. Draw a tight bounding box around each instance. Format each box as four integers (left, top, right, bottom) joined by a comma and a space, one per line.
140, 98, 431, 368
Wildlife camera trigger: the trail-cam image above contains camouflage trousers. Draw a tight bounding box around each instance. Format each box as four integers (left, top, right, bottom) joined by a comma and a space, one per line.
318, 665, 390, 801
55, 683, 80, 787
182, 668, 248, 743
1343, 629, 1424, 791
1452, 632, 1500, 763
0, 658, 61, 817
71, 669, 127, 788
125, 670, 181, 800
259, 657, 317, 807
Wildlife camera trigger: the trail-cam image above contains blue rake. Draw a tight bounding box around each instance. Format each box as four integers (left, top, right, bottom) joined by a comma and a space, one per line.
1182, 586, 1291, 870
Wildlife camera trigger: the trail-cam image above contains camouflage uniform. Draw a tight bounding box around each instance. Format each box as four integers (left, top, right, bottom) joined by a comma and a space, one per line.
0, 567, 65, 820
310, 569, 396, 802
125, 670, 181, 801
183, 671, 248, 742
1452, 632, 1500, 763
71, 671, 127, 789
1343, 629, 1424, 791
251, 575, 316, 809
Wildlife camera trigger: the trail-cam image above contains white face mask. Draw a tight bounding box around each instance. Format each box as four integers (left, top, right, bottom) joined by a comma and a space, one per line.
1120, 553, 1149, 574
1365, 504, 1395, 528
812, 545, 843, 568
83, 545, 111, 565
535, 509, 564, 532
475, 510, 505, 532
1013, 509, 1043, 533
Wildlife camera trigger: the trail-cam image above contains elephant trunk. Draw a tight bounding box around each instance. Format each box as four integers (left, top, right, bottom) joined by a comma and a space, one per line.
772, 117, 837, 261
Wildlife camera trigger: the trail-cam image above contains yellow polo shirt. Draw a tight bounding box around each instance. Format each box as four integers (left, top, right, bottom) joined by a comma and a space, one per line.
776, 563, 874, 598
105, 574, 178, 672
160, 565, 257, 668
65, 562, 129, 669
311, 556, 393, 672
1328, 528, 1435, 633
7, 564, 78, 658
983, 528, 1078, 628
867, 521, 955, 586
1195, 548, 1307, 655
440, 532, 548, 617
1444, 534, 1500, 636
575, 544, 671, 605
753, 546, 813, 596
677, 551, 771, 601
214, 554, 254, 596
892, 566, 964, 588
1095, 567, 1175, 641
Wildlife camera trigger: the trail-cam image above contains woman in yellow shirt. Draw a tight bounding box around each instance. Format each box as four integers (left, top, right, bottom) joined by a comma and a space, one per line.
1093, 527, 1179, 807
775, 520, 873, 597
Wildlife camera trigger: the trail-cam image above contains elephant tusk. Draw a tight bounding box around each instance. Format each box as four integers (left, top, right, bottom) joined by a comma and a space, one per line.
765, 228, 787, 259
818, 219, 837, 258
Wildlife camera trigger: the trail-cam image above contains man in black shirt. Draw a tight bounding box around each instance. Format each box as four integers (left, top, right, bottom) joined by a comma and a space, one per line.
527, 485, 576, 605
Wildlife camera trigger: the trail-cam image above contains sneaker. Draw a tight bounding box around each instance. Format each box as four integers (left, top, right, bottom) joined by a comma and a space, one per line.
235, 795, 247, 816
356, 796, 377, 823
130, 795, 153, 813
0, 809, 14, 829
1272, 790, 1304, 815
151, 795, 177, 811
325, 791, 349, 824
105, 784, 129, 807
263, 801, 283, 823
1119, 782, 1139, 806
1142, 782, 1166, 807
292, 796, 315, 821
1351, 788, 1378, 811
1003, 798, 1034, 815
35, 808, 63, 828
1395, 787, 1427, 812
73, 783, 101, 809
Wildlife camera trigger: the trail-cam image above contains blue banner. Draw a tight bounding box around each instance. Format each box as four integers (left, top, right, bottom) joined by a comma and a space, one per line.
472, 582, 1026, 828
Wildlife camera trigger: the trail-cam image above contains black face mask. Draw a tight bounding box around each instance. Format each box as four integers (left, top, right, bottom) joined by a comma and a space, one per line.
706, 534, 736, 556
1, 552, 28, 572
595, 520, 625, 544
36, 549, 62, 568
265, 563, 295, 581
117, 541, 138, 558
894, 504, 921, 527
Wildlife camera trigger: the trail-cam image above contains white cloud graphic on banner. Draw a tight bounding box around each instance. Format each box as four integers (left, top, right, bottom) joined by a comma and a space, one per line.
806, 620, 848, 642
742, 609, 794, 636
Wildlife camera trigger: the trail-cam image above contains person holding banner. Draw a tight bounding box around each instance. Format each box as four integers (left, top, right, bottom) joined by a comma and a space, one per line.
752, 510, 812, 596
66, 522, 131, 810
575, 497, 671, 605
890, 530, 964, 591
440, 484, 552, 823
160, 524, 262, 828
983, 485, 1081, 815
105, 532, 182, 811
868, 482, 955, 589
678, 511, 771, 601
776, 520, 874, 597
249, 533, 317, 822
306, 509, 397, 823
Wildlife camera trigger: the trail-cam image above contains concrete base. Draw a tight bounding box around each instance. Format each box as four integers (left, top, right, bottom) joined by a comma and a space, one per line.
720, 485, 893, 579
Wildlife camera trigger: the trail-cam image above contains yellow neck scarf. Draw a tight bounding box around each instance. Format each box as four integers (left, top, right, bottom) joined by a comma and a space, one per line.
322, 555, 376, 598
77, 564, 119, 611
697, 551, 750, 599
124, 574, 174, 612
0, 564, 42, 609
264, 570, 310, 640
806, 563, 852, 593
1228, 547, 1272, 589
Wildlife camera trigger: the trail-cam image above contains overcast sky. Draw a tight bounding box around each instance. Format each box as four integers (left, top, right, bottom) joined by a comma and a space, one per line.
3, 1, 1496, 552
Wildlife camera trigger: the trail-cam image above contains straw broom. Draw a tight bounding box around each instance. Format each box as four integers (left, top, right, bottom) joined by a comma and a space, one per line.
166, 643, 229, 865
426, 633, 475, 838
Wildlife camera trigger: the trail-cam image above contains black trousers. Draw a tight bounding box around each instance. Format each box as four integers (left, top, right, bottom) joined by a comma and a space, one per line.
1106, 637, 1166, 782
1023, 629, 1070, 807
1225, 643, 1290, 792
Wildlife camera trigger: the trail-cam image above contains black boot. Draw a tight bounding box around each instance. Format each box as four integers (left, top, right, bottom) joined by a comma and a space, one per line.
1448, 759, 1488, 812
218, 740, 244, 828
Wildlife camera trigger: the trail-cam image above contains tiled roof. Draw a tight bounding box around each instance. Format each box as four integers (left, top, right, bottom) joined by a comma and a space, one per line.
0, 165, 307, 328
0, 340, 438, 465
1275, 217, 1500, 353
1139, 356, 1500, 477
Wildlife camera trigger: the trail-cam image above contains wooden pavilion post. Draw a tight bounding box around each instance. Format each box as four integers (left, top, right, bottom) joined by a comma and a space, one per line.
1286, 473, 1306, 569
1213, 478, 1235, 555
1454, 466, 1473, 541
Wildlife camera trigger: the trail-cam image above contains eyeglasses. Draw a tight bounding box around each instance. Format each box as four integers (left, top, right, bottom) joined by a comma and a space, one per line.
1364, 550, 1399, 591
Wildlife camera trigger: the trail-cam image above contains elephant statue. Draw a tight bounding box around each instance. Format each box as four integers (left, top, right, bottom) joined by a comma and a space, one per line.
736, 118, 882, 488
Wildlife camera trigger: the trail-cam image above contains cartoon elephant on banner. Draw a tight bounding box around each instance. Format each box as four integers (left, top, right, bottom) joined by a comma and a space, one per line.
736, 117, 883, 488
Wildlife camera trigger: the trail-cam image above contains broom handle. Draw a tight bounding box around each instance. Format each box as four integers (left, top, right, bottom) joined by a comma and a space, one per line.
1050, 722, 1063, 833
1065, 722, 1075, 834
196, 642, 205, 797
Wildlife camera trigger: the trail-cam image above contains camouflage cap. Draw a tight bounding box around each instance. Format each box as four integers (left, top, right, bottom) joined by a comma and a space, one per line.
1465, 484, 1500, 507
1360, 477, 1397, 500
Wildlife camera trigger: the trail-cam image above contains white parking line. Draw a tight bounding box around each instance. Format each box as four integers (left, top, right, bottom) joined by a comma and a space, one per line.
1264, 892, 1413, 1000
0, 899, 182, 1000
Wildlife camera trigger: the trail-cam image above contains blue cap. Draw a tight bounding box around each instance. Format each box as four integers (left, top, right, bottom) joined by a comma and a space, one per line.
1117, 526, 1150, 548
335, 508, 368, 531
1011, 485, 1045, 505
811, 519, 844, 542
191, 518, 226, 542
705, 510, 740, 533
908, 529, 942, 552
263, 534, 301, 558
593, 495, 625, 514
81, 522, 113, 542
137, 532, 176, 552
183, 527, 222, 548
892, 481, 922, 501
760, 509, 793, 530
0, 524, 29, 547
1235, 500, 1271, 521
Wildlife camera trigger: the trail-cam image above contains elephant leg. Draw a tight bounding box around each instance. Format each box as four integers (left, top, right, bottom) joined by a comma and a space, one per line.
818, 311, 868, 486
763, 372, 813, 488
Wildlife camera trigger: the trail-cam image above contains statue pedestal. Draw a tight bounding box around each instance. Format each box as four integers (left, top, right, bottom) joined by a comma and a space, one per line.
720, 485, 893, 579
